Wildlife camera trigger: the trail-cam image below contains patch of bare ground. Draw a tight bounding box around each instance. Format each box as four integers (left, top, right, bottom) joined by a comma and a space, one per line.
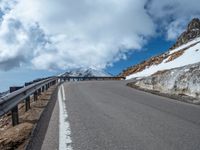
0, 85, 57, 150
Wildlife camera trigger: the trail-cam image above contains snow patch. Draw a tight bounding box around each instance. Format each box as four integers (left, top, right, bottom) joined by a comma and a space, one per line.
169, 37, 200, 54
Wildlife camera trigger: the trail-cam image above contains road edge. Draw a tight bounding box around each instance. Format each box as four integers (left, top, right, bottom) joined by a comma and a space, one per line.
127, 82, 200, 106
25, 83, 61, 150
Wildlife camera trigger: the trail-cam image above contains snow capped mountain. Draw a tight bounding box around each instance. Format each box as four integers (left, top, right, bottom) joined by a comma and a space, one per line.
121, 18, 200, 79
63, 68, 112, 77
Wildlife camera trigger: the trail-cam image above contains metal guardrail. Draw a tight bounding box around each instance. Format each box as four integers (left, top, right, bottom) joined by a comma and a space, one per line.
0, 77, 58, 126
0, 75, 124, 126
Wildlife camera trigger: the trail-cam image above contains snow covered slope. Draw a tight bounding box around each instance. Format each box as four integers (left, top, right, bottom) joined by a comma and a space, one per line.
63, 68, 112, 77
127, 38, 200, 79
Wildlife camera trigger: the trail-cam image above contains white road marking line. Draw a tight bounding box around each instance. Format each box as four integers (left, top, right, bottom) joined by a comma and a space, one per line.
58, 84, 73, 150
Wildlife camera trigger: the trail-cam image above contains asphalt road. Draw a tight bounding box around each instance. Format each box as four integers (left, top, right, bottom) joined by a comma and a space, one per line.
41, 81, 200, 150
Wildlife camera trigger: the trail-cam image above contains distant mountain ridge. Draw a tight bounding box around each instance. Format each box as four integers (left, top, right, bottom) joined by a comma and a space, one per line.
63, 68, 112, 77
0, 90, 9, 98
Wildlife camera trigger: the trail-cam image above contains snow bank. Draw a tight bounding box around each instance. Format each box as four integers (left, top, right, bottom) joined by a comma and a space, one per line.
133, 62, 200, 100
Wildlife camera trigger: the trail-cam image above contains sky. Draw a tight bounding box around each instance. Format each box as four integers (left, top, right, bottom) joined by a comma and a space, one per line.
0, 0, 200, 91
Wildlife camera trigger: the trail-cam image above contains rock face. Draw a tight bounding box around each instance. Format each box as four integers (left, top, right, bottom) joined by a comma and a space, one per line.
133, 62, 200, 101
120, 18, 200, 77
170, 18, 200, 49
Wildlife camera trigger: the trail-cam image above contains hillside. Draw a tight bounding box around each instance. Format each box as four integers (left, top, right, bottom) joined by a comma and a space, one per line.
120, 18, 200, 79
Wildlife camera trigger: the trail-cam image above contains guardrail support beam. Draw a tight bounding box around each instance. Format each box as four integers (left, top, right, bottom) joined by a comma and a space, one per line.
25, 96, 31, 112
11, 106, 19, 126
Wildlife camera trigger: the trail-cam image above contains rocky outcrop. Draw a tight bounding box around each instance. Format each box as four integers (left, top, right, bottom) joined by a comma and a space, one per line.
130, 62, 200, 102
170, 18, 200, 50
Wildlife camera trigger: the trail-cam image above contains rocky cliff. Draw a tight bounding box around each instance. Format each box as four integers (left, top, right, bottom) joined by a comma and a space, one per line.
170, 18, 200, 49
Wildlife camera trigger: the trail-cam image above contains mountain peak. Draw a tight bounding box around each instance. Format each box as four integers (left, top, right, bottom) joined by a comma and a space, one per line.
170, 18, 200, 49
187, 18, 200, 31
63, 68, 112, 77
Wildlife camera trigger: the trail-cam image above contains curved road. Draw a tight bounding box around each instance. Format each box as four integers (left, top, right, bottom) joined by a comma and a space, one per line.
41, 81, 200, 150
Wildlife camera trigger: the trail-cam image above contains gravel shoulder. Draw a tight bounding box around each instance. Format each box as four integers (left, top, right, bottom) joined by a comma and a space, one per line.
0, 85, 58, 150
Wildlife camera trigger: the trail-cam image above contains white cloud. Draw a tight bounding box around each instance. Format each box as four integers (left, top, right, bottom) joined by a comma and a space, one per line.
0, 0, 155, 70
146, 0, 200, 40
0, 0, 200, 71
166, 19, 186, 40
0, 12, 48, 70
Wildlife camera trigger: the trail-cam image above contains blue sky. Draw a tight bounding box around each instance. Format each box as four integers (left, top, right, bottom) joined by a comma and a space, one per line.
0, 0, 200, 92
106, 36, 174, 75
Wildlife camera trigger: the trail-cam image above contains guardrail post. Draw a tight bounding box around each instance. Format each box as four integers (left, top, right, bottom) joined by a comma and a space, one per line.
34, 91, 38, 101
45, 84, 48, 90
42, 86, 45, 92
25, 96, 31, 112
38, 88, 41, 95
11, 106, 19, 126
10, 86, 22, 126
